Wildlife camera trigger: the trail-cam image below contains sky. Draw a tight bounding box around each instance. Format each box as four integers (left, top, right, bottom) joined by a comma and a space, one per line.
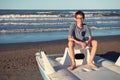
0, 0, 120, 10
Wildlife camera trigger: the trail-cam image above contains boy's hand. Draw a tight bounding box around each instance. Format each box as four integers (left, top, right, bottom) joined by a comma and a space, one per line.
81, 42, 87, 49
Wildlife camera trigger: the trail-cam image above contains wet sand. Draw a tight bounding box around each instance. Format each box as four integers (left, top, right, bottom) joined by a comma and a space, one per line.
0, 35, 120, 80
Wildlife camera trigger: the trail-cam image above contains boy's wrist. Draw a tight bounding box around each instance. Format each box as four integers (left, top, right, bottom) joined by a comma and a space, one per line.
85, 41, 89, 45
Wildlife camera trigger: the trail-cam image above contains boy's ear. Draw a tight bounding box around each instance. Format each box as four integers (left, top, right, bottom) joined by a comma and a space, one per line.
74, 18, 77, 21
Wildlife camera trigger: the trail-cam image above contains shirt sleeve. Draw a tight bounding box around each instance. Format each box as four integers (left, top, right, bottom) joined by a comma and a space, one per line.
68, 23, 75, 36
85, 25, 92, 36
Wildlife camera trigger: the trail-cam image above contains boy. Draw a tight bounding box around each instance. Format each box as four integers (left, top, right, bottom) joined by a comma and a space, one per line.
68, 10, 98, 70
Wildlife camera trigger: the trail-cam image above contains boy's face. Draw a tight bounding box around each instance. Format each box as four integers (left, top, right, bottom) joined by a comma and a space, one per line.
74, 14, 84, 24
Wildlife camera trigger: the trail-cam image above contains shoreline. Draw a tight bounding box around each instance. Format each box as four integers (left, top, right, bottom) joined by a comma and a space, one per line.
0, 35, 120, 80
0, 35, 120, 54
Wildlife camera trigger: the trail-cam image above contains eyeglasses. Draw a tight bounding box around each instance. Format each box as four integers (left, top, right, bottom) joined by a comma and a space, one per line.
75, 17, 83, 20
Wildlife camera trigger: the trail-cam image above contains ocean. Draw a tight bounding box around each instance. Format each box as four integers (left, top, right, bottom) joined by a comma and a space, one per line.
0, 9, 120, 44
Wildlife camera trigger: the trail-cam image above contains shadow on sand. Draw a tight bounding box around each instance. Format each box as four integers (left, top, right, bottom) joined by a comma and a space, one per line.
98, 51, 120, 62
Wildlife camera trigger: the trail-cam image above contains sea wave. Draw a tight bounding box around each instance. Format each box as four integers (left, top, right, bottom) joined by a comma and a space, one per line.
0, 12, 120, 20
90, 26, 120, 30
0, 17, 119, 21
0, 28, 69, 33
0, 12, 73, 19
0, 14, 60, 18
86, 21, 120, 24
86, 16, 120, 20
0, 22, 70, 26
0, 17, 72, 21
0, 26, 120, 33
0, 20, 119, 26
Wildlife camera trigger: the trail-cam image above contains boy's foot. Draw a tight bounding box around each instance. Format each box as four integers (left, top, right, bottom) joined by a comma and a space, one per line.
67, 65, 76, 71
88, 63, 98, 69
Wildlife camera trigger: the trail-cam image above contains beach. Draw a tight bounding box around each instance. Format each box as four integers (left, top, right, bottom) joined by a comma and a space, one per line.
0, 35, 120, 80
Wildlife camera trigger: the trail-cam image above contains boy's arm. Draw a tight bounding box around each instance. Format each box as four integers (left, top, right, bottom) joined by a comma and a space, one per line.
86, 36, 92, 45
68, 36, 85, 48
68, 36, 83, 44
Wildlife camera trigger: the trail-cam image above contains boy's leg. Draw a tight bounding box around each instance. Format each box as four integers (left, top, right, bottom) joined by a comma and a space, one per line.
68, 41, 76, 70
88, 40, 98, 68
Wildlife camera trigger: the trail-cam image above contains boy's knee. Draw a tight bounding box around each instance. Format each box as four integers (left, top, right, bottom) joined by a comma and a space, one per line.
92, 40, 98, 46
68, 41, 75, 47
93, 40, 97, 43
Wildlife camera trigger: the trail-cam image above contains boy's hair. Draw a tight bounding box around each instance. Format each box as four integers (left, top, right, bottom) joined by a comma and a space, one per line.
75, 10, 85, 19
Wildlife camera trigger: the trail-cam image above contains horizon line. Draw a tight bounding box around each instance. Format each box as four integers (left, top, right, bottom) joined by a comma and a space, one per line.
0, 8, 120, 10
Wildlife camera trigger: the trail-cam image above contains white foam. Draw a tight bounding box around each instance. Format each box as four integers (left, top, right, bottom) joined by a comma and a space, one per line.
90, 26, 120, 30
0, 28, 69, 33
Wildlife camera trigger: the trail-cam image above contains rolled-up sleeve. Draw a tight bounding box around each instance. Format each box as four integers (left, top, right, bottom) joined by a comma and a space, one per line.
68, 23, 75, 36
86, 26, 92, 36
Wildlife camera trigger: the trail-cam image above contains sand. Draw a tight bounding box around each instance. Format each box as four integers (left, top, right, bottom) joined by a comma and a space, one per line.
0, 35, 120, 80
